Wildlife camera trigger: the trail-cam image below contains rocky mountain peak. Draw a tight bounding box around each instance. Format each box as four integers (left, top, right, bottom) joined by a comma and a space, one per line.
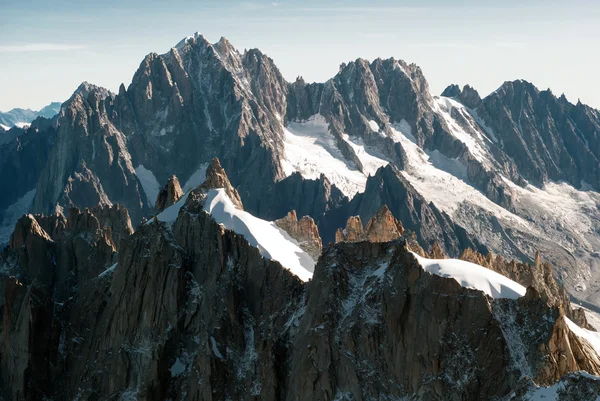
335, 204, 404, 243
275, 210, 322, 260
441, 84, 481, 108
155, 175, 183, 212
493, 79, 539, 100
9, 214, 52, 249
173, 31, 210, 52
458, 84, 482, 108
364, 204, 405, 242
441, 83, 461, 98
198, 157, 244, 209
70, 81, 112, 104
335, 215, 364, 242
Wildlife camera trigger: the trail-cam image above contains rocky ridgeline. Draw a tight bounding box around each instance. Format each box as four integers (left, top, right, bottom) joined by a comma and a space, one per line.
335, 204, 404, 243
1, 162, 599, 400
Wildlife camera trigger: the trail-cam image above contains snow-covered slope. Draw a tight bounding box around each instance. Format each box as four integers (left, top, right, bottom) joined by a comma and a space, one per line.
433, 96, 494, 166
386, 108, 600, 301
154, 187, 315, 282
134, 165, 161, 208
183, 163, 208, 192
205, 189, 314, 281
282, 114, 388, 197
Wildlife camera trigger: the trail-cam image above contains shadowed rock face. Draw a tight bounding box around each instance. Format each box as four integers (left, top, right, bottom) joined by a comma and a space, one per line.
442, 84, 481, 109
0, 118, 56, 227
0, 204, 133, 401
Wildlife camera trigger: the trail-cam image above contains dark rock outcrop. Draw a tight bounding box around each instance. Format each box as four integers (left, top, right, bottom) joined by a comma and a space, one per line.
442, 84, 482, 109
155, 175, 183, 212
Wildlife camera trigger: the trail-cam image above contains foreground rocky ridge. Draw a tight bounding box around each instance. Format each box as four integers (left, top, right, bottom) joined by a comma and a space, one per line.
1, 163, 599, 400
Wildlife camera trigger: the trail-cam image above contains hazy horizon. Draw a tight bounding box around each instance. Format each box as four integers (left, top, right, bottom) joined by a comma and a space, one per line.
1, 0, 599, 111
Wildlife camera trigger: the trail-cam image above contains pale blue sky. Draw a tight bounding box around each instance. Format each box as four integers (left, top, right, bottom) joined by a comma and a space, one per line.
1, 0, 599, 111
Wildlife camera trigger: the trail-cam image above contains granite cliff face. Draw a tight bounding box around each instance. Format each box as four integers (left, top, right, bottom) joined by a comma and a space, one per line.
1, 173, 599, 399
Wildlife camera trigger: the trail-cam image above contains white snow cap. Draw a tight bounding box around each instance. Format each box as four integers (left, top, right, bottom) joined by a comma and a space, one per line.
412, 252, 526, 299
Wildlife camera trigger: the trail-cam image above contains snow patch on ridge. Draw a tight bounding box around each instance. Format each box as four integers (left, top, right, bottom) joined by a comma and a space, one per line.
153, 192, 191, 225
565, 318, 600, 356
0, 124, 10, 131
412, 252, 526, 299
341, 134, 388, 177
135, 165, 161, 208
433, 96, 491, 164
500, 176, 600, 257
390, 125, 529, 226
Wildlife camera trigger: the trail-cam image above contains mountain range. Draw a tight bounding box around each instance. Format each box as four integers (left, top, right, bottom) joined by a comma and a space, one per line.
0, 101, 61, 130
1, 33, 600, 400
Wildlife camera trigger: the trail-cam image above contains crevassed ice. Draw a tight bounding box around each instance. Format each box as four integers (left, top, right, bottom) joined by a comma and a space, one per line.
281, 114, 388, 197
